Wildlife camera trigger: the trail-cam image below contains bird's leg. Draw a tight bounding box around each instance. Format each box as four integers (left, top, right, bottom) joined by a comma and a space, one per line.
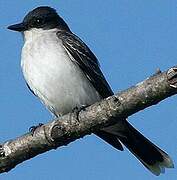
29, 123, 44, 135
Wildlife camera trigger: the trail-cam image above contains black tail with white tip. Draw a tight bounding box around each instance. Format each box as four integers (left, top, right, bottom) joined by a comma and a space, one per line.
97, 120, 174, 175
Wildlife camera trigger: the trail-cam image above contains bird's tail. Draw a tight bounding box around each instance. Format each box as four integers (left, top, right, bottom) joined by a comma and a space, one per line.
96, 120, 174, 175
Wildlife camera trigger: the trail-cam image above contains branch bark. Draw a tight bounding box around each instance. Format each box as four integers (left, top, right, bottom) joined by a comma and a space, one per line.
0, 66, 177, 173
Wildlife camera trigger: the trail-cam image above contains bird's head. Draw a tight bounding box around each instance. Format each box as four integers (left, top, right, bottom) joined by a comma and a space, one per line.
8, 6, 70, 32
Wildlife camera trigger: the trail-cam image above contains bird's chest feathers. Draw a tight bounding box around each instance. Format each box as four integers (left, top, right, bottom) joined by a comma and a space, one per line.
22, 30, 74, 92
21, 29, 100, 115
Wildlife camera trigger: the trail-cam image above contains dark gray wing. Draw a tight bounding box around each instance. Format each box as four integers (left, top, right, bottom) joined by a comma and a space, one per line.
57, 31, 113, 98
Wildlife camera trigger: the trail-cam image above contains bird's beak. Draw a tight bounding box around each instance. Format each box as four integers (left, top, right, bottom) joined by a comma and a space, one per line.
7, 22, 27, 32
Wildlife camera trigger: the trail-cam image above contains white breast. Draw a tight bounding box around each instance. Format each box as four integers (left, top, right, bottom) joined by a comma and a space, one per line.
21, 28, 101, 116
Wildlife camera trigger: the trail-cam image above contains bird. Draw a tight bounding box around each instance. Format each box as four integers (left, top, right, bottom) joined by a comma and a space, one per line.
8, 6, 174, 175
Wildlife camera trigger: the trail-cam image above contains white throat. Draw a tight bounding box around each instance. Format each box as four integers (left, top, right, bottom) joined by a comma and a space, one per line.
23, 28, 59, 42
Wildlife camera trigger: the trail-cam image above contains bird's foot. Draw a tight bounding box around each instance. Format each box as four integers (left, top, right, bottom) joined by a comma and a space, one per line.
29, 123, 44, 135
72, 105, 87, 120
0, 144, 5, 157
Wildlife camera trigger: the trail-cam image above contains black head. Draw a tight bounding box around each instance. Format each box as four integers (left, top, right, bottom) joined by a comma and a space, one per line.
8, 6, 70, 32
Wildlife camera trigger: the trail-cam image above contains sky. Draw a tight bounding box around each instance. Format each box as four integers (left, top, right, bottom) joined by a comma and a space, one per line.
0, 1, 176, 180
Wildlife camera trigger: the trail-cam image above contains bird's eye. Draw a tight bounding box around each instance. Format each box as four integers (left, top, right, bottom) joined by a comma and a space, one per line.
35, 18, 42, 24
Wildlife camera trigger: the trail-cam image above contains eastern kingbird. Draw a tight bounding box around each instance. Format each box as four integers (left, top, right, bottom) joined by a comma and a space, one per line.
8, 6, 173, 175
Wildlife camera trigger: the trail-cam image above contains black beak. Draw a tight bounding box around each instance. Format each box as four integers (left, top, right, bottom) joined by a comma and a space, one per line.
7, 22, 27, 32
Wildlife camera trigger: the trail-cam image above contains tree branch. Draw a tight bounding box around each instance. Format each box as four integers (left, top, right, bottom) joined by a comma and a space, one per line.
0, 66, 177, 173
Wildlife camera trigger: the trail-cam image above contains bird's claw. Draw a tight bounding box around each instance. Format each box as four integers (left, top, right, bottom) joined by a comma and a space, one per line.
29, 123, 44, 135
72, 105, 87, 120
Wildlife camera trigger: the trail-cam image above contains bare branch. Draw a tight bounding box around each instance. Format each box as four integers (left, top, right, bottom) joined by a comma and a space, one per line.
0, 66, 177, 173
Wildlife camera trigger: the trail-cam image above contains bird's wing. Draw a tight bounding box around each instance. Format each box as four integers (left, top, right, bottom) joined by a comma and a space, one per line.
57, 31, 124, 152
57, 31, 113, 98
